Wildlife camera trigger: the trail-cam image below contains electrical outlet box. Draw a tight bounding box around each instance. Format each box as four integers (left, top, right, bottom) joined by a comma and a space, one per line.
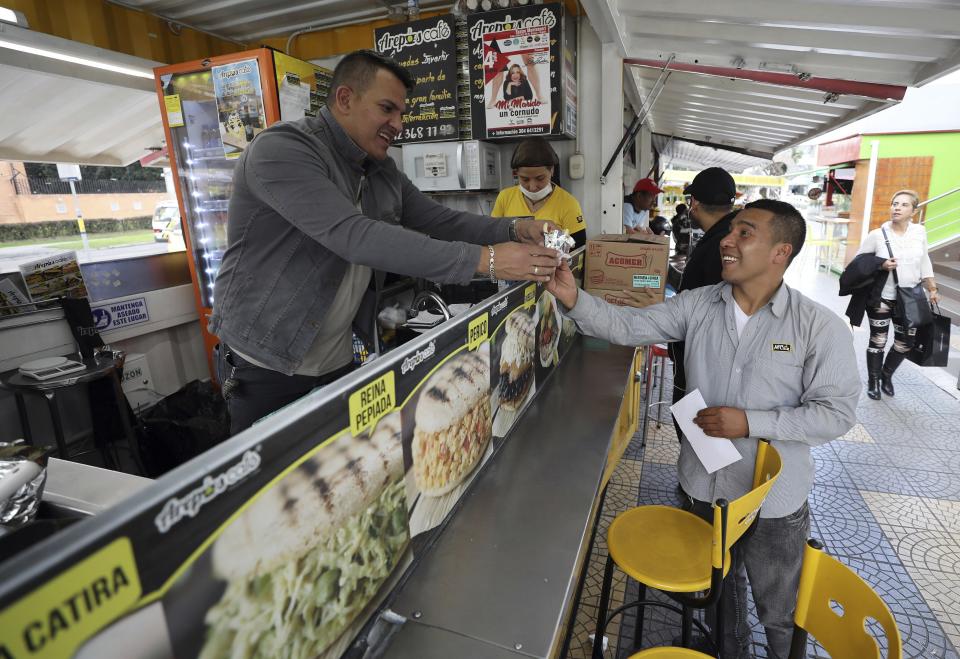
568, 153, 585, 180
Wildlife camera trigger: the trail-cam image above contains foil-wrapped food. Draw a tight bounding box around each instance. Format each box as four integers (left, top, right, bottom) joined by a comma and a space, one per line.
0, 442, 49, 526
544, 228, 576, 258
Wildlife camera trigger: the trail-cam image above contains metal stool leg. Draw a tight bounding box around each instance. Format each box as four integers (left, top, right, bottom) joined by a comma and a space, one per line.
42, 392, 70, 459
14, 392, 34, 445
655, 354, 666, 428
639, 349, 654, 447
681, 604, 693, 648
110, 371, 146, 475
592, 555, 615, 659
632, 582, 647, 651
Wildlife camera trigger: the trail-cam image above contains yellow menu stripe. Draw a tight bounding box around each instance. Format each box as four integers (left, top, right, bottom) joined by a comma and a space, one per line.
349, 371, 396, 436
0, 538, 141, 659
467, 313, 489, 351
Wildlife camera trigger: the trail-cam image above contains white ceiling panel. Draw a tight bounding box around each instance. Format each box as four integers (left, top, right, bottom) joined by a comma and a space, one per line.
0, 24, 164, 166
581, 0, 960, 157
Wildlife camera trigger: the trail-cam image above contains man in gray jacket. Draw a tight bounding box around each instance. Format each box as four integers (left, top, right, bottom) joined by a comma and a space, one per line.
211, 50, 560, 433
548, 200, 859, 659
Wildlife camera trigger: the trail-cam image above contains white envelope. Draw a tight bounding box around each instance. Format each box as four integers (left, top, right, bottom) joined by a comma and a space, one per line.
670, 388, 742, 474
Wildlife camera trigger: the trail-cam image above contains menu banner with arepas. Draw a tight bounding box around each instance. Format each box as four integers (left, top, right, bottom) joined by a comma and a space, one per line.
375, 15, 460, 144
0, 259, 584, 659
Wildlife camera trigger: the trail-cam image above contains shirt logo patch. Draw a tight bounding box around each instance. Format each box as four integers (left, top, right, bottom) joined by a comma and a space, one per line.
772, 342, 792, 353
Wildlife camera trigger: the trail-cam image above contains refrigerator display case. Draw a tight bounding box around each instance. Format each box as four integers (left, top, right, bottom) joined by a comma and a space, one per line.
154, 48, 332, 377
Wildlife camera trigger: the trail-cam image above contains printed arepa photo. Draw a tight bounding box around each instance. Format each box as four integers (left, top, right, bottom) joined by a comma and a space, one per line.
198, 412, 409, 659
497, 309, 536, 413
538, 292, 561, 368
411, 347, 492, 498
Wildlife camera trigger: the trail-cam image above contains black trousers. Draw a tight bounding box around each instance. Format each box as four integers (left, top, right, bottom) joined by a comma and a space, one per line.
219, 346, 355, 435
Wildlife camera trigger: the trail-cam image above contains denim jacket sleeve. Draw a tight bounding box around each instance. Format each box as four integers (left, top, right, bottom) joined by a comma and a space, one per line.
244, 127, 490, 284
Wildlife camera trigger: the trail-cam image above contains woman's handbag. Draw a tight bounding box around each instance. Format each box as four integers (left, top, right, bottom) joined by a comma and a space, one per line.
908, 302, 952, 367
881, 228, 933, 329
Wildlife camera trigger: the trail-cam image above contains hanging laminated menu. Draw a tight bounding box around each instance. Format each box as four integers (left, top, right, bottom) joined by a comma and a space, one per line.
211, 59, 267, 159
375, 15, 461, 143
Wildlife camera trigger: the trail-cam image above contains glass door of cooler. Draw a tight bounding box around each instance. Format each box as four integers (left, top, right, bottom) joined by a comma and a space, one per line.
161, 70, 236, 308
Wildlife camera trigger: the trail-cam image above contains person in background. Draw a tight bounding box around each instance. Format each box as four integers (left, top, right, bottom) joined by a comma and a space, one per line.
855, 189, 939, 400
649, 213, 672, 236
671, 202, 692, 255
624, 178, 662, 233
668, 167, 738, 444
492, 137, 587, 248
211, 50, 560, 434
548, 200, 859, 659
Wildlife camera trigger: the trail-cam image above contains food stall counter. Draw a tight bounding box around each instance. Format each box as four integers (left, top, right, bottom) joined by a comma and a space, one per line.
383, 337, 637, 658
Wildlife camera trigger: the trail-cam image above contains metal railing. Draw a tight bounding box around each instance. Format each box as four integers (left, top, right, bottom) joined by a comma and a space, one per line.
13, 177, 167, 195
921, 186, 960, 248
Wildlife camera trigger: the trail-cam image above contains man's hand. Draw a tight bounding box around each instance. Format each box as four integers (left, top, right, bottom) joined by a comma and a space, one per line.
620, 289, 658, 309
881, 258, 898, 271
478, 243, 560, 283
693, 406, 749, 439
546, 259, 578, 308
515, 219, 560, 245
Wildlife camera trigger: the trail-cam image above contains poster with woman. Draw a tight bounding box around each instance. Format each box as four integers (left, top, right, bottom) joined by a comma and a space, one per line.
483, 25, 551, 138
211, 59, 267, 160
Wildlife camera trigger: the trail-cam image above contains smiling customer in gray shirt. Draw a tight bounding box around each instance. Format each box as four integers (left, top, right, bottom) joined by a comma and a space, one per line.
548, 199, 859, 659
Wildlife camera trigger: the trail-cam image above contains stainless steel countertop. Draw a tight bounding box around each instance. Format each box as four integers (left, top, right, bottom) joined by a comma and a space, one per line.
384, 337, 635, 658
44, 457, 153, 515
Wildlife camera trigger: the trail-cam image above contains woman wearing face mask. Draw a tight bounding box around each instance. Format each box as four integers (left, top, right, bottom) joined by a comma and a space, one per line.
492, 138, 587, 248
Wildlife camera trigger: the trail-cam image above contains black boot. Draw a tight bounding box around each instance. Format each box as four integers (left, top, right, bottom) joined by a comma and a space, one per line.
866, 351, 883, 400
881, 350, 907, 397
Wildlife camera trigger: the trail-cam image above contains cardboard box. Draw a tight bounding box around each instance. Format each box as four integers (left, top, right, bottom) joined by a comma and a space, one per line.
585, 234, 669, 299
585, 287, 663, 309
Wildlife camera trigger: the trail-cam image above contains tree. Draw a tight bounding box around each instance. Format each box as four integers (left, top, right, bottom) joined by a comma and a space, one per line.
23, 161, 163, 180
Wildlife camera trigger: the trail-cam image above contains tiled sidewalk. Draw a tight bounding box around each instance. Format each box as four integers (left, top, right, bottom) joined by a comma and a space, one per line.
565, 251, 960, 659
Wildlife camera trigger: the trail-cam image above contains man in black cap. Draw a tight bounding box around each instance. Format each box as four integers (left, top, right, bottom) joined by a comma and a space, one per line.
669, 167, 738, 443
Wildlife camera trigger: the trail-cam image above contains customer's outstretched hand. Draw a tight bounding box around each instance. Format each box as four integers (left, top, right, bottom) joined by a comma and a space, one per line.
546, 259, 578, 309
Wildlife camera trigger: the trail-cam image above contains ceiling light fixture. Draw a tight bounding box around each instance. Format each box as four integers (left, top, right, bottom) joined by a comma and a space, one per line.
0, 38, 154, 79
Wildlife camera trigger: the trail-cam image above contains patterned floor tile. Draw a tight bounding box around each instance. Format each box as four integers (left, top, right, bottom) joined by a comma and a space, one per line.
943, 624, 960, 658
899, 468, 960, 501
813, 514, 902, 564
829, 440, 894, 466
810, 487, 901, 563
642, 438, 680, 465
844, 462, 920, 495
813, 456, 856, 489
861, 491, 943, 531
882, 393, 941, 416
878, 527, 960, 575
880, 445, 960, 474
809, 484, 871, 518
909, 569, 960, 628
922, 498, 960, 533
840, 422, 875, 443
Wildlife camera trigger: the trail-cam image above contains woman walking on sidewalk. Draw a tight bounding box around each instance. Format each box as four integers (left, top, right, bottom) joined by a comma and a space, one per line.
855, 190, 940, 400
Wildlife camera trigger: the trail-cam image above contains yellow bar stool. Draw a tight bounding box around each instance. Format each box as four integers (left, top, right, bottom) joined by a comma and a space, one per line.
627, 538, 903, 659
591, 440, 782, 659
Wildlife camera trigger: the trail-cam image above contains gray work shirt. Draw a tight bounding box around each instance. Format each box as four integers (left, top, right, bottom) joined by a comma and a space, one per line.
566, 282, 859, 518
